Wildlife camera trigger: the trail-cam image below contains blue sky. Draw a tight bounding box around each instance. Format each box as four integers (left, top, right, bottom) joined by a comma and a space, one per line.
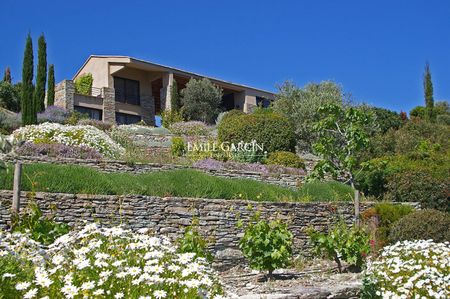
1, 0, 449, 113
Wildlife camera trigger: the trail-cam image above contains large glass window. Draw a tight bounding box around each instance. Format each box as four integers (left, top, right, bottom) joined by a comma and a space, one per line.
256, 96, 272, 108
74, 106, 102, 120
114, 77, 140, 105
115, 112, 141, 125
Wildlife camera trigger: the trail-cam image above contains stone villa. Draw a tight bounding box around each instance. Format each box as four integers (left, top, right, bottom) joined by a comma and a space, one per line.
54, 55, 275, 125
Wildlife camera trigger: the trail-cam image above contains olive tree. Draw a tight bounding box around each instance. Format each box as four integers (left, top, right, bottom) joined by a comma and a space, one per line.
273, 81, 343, 152
180, 78, 222, 124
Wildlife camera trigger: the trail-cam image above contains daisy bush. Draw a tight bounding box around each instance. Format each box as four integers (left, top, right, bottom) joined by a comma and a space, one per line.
12, 122, 124, 158
362, 239, 450, 299
1, 223, 224, 299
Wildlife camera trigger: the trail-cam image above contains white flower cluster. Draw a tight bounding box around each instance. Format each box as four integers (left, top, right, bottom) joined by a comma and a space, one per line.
1, 223, 225, 298
13, 122, 125, 158
365, 239, 450, 299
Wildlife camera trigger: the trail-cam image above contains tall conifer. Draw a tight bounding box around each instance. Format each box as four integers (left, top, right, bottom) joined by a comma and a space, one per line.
34, 34, 47, 112
423, 62, 434, 121
47, 64, 55, 106
3, 67, 11, 83
21, 33, 35, 125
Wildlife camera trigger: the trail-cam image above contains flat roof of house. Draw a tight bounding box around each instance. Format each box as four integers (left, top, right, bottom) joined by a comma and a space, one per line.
75, 55, 275, 96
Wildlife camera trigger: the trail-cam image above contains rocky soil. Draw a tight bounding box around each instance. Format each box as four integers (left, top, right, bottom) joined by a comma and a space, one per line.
220, 259, 362, 299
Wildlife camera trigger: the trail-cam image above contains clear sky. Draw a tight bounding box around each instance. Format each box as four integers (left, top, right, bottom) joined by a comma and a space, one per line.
1, 0, 449, 113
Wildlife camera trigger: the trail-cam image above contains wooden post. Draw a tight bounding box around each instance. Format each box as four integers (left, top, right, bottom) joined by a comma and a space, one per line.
12, 162, 22, 214
354, 189, 360, 226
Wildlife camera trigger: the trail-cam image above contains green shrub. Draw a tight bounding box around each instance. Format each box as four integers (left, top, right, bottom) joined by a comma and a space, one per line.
171, 136, 186, 157
74, 73, 93, 95
362, 203, 414, 249
65, 110, 89, 125
355, 160, 391, 199
218, 111, 296, 153
161, 109, 184, 128
306, 220, 370, 273
384, 170, 449, 212
266, 151, 305, 169
389, 209, 450, 243
436, 113, 450, 125
11, 200, 70, 245
177, 217, 213, 262
238, 211, 293, 278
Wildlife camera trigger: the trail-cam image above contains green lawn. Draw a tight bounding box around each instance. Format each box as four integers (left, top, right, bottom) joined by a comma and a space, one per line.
0, 163, 354, 202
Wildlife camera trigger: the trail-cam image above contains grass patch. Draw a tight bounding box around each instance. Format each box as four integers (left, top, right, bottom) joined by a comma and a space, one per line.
0, 164, 354, 202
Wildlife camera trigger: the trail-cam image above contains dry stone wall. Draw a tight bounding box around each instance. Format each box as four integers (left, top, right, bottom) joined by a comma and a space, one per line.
0, 190, 373, 270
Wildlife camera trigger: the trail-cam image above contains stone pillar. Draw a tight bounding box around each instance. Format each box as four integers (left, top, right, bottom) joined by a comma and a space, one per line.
54, 80, 75, 112
161, 72, 174, 111
244, 94, 257, 113
141, 94, 155, 126
102, 87, 116, 123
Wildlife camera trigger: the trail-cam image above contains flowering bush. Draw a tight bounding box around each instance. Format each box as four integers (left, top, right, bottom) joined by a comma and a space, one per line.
77, 119, 114, 131
0, 223, 224, 298
169, 121, 210, 136
362, 240, 450, 298
13, 123, 124, 158
16, 142, 103, 159
37, 106, 68, 124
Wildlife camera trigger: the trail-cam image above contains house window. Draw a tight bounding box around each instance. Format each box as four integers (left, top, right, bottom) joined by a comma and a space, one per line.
74, 106, 102, 120
114, 77, 140, 105
115, 112, 141, 125
256, 96, 271, 108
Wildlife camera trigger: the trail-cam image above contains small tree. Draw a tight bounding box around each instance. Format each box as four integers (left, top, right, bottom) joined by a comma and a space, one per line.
21, 33, 36, 125
34, 34, 47, 113
180, 78, 222, 124
238, 211, 293, 279
310, 104, 373, 222
423, 63, 434, 121
3, 67, 12, 83
273, 81, 343, 152
0, 81, 20, 112
47, 64, 55, 106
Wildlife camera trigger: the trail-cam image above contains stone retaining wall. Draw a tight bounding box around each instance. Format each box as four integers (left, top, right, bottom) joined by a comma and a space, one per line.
0, 190, 373, 270
3, 155, 306, 188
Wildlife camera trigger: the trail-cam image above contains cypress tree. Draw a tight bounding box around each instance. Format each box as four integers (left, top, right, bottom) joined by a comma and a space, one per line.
3, 67, 11, 83
171, 79, 180, 111
423, 62, 434, 121
47, 64, 55, 106
21, 33, 36, 125
34, 34, 47, 112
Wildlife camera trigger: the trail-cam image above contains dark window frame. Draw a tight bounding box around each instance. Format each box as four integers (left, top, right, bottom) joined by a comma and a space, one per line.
114, 76, 141, 105
74, 106, 103, 121
115, 112, 142, 125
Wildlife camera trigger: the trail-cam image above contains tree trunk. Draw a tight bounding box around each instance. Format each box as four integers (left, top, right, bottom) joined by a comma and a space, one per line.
350, 178, 360, 226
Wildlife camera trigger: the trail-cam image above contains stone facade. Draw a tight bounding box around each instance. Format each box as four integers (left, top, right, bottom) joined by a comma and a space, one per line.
101, 87, 116, 123
54, 80, 75, 112
0, 190, 373, 270
4, 155, 307, 188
